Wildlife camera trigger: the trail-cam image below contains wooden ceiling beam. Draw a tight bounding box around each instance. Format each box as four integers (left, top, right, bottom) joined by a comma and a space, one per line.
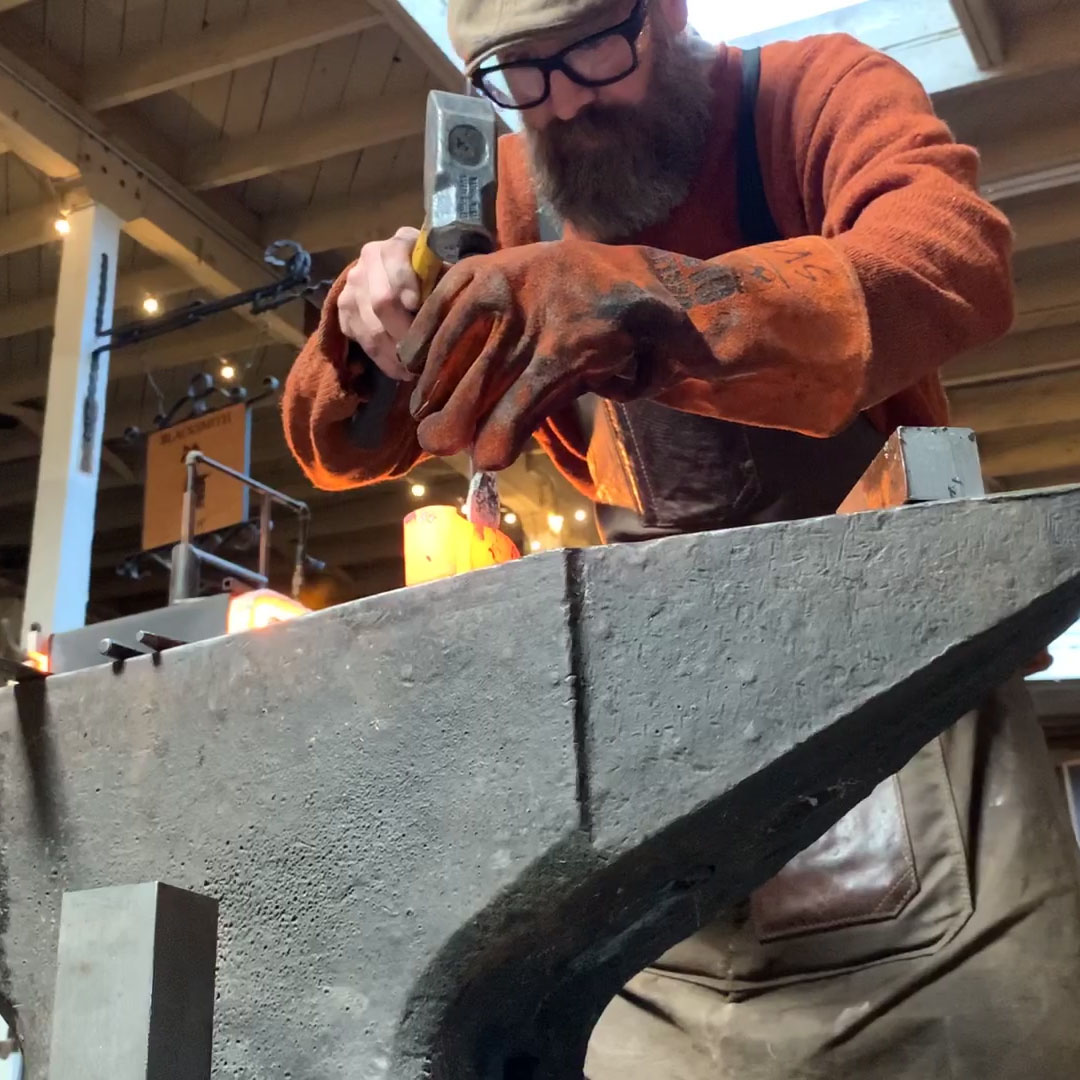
948, 0, 1005, 70
945, 324, 1080, 387
980, 118, 1080, 203
979, 421, 1080, 479
0, 202, 60, 257
949, 368, 1080, 434
367, 0, 465, 90
1013, 266, 1080, 335
0, 263, 194, 340
82, 0, 385, 111
1004, 184, 1080, 254
184, 95, 426, 190
0, 40, 306, 346
998, 465, 1080, 492
265, 185, 422, 254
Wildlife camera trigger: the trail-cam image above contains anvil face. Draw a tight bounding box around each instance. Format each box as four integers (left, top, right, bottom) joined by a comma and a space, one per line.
2, 487, 1079, 1080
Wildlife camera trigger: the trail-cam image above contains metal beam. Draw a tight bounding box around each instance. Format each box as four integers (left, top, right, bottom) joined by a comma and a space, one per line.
22, 202, 120, 642
948, 0, 1005, 70
0, 264, 194, 340
184, 94, 427, 190
82, 0, 385, 110
0, 40, 306, 347
265, 186, 422, 253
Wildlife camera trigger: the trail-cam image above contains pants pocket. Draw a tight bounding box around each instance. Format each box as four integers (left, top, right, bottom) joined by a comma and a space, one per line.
750, 775, 919, 941
653, 728, 975, 992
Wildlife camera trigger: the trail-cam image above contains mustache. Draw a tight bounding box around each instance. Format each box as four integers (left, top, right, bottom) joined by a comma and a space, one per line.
539, 103, 641, 145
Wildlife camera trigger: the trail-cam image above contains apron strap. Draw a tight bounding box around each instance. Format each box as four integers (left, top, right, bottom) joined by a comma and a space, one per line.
736, 46, 782, 247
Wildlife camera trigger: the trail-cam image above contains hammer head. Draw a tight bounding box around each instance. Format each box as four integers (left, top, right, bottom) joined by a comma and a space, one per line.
424, 90, 499, 264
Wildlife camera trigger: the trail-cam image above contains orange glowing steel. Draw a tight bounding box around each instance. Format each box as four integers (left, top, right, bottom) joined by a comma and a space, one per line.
227, 590, 309, 636
403, 505, 520, 587
26, 649, 50, 674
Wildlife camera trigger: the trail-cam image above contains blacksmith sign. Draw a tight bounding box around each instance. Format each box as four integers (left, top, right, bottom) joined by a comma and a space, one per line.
141, 403, 252, 552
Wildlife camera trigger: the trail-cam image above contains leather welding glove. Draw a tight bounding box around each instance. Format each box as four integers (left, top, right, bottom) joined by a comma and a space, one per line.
398, 236, 872, 471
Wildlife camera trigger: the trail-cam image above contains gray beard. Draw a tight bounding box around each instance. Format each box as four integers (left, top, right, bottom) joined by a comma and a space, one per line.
526, 32, 716, 242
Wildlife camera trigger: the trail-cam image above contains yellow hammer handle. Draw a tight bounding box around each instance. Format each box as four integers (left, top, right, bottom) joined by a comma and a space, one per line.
411, 221, 443, 303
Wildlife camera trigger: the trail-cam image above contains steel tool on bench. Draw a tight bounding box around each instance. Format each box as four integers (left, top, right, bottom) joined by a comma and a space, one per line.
4, 432, 1080, 1079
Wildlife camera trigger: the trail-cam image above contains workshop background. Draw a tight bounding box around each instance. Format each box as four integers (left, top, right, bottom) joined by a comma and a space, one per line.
0, 0, 1078, 716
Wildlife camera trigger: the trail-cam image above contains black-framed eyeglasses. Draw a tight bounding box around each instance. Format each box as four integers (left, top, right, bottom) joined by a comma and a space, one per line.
471, 0, 647, 110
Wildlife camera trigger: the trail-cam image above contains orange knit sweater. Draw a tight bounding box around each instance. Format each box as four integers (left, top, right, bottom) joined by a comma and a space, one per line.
282, 35, 1013, 497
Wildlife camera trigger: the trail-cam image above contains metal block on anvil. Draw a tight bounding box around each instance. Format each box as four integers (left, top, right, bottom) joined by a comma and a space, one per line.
2, 487, 1079, 1080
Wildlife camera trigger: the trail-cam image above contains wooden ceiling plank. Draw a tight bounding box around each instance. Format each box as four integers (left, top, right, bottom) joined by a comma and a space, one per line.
0, 204, 59, 258
945, 324, 1080, 386
82, 0, 385, 111
949, 368, 1080, 433
184, 92, 427, 190
264, 184, 421, 254
979, 421, 1080, 478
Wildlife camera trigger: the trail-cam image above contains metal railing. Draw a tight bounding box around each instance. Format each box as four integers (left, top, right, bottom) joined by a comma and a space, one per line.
169, 451, 313, 604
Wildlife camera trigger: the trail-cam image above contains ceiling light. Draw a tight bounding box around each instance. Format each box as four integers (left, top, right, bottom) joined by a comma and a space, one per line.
54, 216, 71, 236
547, 513, 564, 534
219, 363, 236, 381
574, 508, 588, 523
142, 296, 160, 315
410, 483, 427, 498
529, 539, 542, 552
503, 511, 518, 526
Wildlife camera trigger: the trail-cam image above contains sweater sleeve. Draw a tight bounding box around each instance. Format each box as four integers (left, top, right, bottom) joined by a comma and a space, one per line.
281, 263, 427, 490
759, 36, 1014, 410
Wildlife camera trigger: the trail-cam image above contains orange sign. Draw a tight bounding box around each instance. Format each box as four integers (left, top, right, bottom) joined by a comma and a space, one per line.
141, 403, 251, 552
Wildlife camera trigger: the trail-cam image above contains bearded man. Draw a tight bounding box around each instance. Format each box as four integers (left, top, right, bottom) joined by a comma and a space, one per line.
282, 2, 1080, 1076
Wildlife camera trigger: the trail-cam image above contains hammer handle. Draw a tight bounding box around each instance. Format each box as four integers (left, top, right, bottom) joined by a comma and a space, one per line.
411, 220, 444, 303
348, 223, 444, 450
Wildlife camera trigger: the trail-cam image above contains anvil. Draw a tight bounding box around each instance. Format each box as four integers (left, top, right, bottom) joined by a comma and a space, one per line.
1, 485, 1078, 1079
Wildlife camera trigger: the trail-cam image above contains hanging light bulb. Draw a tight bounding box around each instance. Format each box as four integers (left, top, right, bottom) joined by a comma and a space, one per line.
410, 482, 427, 498
219, 363, 236, 381
54, 215, 71, 236
503, 511, 518, 526
547, 513, 564, 535
574, 508, 588, 523
142, 296, 160, 315
529, 539, 542, 552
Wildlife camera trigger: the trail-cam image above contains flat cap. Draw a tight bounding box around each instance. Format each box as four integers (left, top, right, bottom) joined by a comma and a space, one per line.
449, 0, 620, 72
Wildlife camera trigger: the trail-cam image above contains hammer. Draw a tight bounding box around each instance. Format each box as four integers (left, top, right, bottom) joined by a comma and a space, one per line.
350, 90, 501, 529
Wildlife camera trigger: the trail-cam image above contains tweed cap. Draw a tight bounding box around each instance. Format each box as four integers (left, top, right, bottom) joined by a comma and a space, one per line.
449, 0, 628, 72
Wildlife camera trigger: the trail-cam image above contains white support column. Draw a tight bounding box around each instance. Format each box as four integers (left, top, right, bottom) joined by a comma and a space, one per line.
22, 203, 120, 643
